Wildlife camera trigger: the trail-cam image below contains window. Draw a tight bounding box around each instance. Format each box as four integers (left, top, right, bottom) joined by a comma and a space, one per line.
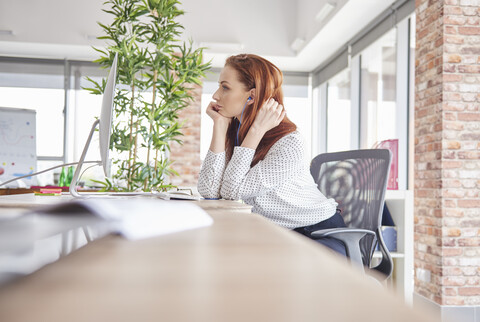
0, 58, 109, 186
326, 68, 351, 152
312, 14, 413, 189
0, 60, 66, 186
284, 82, 312, 159
0, 61, 65, 158
360, 29, 397, 148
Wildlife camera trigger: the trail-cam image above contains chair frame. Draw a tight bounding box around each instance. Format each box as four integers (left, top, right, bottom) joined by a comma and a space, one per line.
310, 149, 393, 279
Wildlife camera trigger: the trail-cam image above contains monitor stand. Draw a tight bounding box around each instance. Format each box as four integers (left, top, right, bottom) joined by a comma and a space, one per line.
69, 119, 101, 198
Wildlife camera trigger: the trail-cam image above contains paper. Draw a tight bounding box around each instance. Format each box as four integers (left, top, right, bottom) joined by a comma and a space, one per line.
38, 198, 213, 240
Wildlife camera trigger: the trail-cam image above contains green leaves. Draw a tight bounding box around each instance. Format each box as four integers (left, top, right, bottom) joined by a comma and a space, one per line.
90, 0, 211, 192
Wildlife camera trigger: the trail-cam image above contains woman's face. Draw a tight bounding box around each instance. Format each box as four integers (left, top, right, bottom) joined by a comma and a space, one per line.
212, 66, 251, 119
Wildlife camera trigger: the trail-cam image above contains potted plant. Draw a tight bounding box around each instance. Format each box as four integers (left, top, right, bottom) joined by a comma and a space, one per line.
86, 0, 210, 191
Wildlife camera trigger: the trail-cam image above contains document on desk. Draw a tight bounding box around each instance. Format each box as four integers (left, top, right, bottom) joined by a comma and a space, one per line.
35, 198, 213, 240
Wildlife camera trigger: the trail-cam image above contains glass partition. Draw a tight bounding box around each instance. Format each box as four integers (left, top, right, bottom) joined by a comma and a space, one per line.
360, 29, 397, 148
326, 68, 351, 152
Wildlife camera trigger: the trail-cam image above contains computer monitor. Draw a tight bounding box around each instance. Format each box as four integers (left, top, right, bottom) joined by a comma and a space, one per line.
69, 54, 118, 197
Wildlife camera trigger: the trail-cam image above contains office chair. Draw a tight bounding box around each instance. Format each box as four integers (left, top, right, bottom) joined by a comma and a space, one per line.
310, 149, 393, 280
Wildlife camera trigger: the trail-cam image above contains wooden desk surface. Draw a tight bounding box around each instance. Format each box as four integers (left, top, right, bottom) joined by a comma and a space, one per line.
0, 196, 433, 322
0, 193, 250, 210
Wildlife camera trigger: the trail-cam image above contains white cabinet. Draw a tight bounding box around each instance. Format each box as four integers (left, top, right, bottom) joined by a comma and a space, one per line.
374, 190, 414, 304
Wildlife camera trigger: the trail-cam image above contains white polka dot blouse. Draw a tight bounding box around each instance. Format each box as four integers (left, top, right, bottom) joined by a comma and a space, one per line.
197, 131, 338, 229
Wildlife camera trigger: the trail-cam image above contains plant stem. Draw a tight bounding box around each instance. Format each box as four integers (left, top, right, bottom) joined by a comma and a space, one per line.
127, 81, 135, 190
144, 69, 158, 190
154, 147, 159, 174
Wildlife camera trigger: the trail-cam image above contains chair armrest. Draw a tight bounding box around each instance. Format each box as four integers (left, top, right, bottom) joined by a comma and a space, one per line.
311, 228, 376, 269
311, 228, 375, 239
372, 228, 394, 279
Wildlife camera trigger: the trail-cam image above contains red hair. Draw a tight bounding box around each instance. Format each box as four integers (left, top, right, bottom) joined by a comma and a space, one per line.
224, 54, 297, 167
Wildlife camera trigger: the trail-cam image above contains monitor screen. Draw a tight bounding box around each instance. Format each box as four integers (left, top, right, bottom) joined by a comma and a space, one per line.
99, 54, 117, 177
69, 54, 118, 197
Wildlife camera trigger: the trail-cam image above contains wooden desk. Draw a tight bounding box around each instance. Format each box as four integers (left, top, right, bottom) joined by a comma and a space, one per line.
0, 195, 433, 322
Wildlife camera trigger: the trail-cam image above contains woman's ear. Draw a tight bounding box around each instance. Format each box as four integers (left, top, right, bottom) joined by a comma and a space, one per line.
248, 89, 256, 105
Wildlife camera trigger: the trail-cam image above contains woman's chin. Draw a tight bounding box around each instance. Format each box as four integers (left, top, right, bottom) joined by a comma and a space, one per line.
218, 111, 231, 118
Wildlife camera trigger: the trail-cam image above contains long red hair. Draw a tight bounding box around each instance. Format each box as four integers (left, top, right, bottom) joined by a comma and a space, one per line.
225, 54, 297, 167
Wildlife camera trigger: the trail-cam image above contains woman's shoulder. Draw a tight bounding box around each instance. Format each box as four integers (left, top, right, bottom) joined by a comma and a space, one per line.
270, 131, 305, 153
275, 131, 304, 146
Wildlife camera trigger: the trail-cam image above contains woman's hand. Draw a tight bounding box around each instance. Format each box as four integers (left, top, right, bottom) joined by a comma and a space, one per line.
206, 102, 231, 127
251, 98, 286, 134
241, 98, 286, 150
207, 101, 231, 153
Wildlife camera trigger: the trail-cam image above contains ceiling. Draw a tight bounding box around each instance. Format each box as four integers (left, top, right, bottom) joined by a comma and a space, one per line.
0, 0, 396, 72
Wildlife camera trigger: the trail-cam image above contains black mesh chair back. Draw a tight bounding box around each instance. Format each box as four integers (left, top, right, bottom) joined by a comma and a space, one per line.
310, 149, 392, 273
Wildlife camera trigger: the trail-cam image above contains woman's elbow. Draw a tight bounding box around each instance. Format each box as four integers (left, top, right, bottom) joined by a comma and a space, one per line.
197, 184, 220, 199
219, 186, 239, 200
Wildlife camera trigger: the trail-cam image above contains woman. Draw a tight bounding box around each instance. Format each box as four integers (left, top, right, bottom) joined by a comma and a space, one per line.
197, 54, 346, 254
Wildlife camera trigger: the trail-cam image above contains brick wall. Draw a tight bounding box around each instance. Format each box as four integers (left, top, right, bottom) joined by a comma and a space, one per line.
415, 0, 480, 306
168, 84, 203, 188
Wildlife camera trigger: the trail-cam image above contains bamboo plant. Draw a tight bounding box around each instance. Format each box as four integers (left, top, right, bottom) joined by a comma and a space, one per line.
86, 0, 210, 191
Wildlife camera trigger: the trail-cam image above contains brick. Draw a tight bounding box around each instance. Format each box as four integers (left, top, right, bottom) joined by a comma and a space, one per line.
462, 6, 479, 15
445, 25, 458, 35
459, 0, 480, 5
458, 287, 480, 296
461, 179, 478, 188
445, 6, 463, 15
462, 93, 477, 101
445, 35, 465, 44
458, 65, 480, 73
467, 277, 480, 286
443, 288, 458, 296
460, 46, 480, 54
458, 113, 480, 121
458, 151, 480, 159
443, 74, 463, 82
445, 15, 467, 25
443, 63, 457, 72
444, 297, 465, 305
443, 257, 459, 266
442, 248, 464, 257
466, 17, 480, 25
444, 122, 464, 130
458, 170, 480, 179
446, 141, 461, 149
458, 26, 480, 34
462, 55, 478, 64
458, 199, 480, 208
443, 238, 457, 246
460, 132, 480, 140
446, 228, 462, 236
458, 238, 480, 246
442, 276, 465, 286
445, 92, 462, 101
459, 257, 480, 266
459, 84, 480, 92
443, 83, 459, 91
465, 76, 478, 83
444, 200, 458, 209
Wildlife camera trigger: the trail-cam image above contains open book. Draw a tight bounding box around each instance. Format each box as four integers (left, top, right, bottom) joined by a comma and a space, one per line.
36, 198, 213, 240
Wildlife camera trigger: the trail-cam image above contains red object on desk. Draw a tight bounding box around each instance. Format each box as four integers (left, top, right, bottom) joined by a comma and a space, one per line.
373, 139, 398, 190
31, 186, 70, 192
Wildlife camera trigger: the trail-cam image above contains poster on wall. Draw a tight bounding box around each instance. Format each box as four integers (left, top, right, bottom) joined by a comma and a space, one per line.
0, 107, 37, 188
